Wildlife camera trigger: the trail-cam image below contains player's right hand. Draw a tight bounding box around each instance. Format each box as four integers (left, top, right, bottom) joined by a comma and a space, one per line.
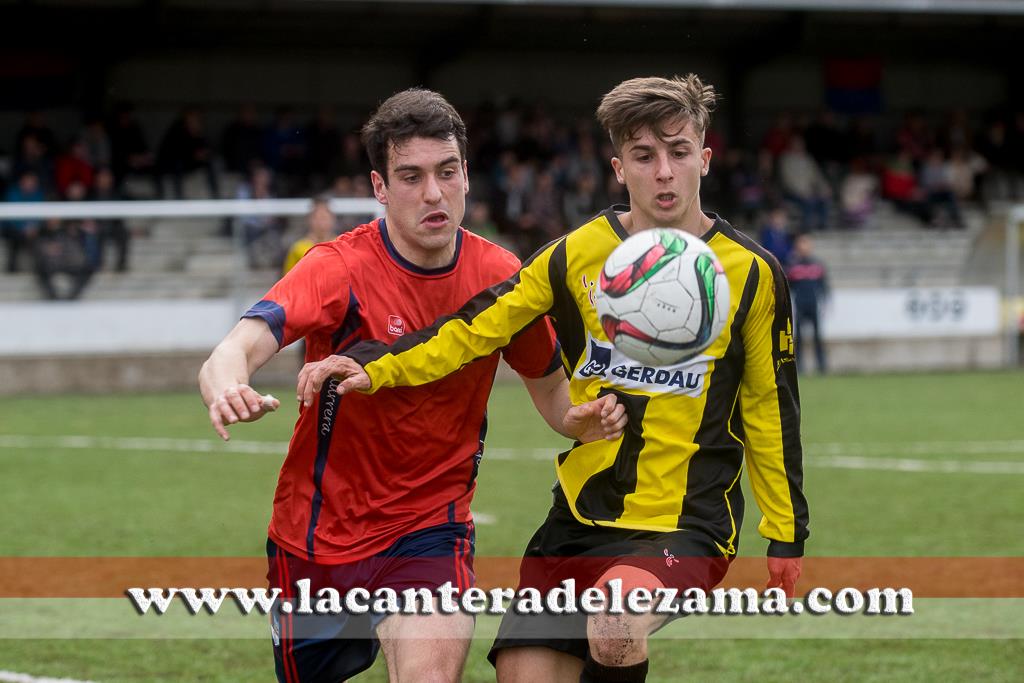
208, 383, 280, 441
296, 355, 371, 407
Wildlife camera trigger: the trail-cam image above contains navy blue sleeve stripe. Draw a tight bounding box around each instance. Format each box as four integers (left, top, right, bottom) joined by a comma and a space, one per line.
242, 300, 286, 346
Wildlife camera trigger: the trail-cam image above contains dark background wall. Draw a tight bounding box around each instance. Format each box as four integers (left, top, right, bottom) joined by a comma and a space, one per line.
0, 0, 1020, 149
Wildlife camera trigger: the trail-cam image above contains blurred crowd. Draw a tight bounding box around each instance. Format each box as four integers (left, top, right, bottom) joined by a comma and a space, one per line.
3, 100, 1024, 299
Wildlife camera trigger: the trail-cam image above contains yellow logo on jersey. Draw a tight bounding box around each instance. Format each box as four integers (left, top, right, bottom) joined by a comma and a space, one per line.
779, 320, 795, 356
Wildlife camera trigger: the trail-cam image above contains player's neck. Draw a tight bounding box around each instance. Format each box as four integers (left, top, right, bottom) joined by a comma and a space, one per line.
387, 228, 457, 270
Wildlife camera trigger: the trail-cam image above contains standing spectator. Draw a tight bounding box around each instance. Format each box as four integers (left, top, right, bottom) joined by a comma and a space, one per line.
778, 136, 831, 231
524, 169, 563, 250
305, 105, 342, 192
3, 171, 45, 272
787, 234, 829, 374
263, 107, 307, 195
221, 104, 264, 177
896, 110, 933, 166
158, 106, 218, 199
92, 167, 129, 271
758, 206, 794, 265
977, 116, 1021, 202
108, 102, 157, 196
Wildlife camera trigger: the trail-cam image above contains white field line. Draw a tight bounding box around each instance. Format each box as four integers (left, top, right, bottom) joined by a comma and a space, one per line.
0, 672, 97, 683
2, 435, 1024, 475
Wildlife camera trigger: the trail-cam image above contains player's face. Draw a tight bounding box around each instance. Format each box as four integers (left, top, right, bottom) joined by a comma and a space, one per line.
610, 118, 711, 233
371, 135, 469, 268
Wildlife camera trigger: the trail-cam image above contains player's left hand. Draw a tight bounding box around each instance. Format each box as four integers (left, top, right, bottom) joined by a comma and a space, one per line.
766, 556, 802, 598
296, 355, 370, 406
564, 394, 627, 443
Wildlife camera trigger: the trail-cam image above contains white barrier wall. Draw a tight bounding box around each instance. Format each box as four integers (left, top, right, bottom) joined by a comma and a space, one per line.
0, 286, 1004, 357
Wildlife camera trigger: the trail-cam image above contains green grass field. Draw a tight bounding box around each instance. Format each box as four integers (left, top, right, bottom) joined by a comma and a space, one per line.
0, 371, 1022, 681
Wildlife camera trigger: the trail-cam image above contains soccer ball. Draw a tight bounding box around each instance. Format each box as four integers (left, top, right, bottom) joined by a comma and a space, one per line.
595, 228, 729, 366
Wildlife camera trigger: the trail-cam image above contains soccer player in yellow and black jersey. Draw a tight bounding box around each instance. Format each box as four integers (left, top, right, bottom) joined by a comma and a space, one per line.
301, 75, 808, 683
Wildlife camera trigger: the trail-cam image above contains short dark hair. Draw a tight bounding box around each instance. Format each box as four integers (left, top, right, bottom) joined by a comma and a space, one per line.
360, 88, 468, 183
596, 74, 717, 152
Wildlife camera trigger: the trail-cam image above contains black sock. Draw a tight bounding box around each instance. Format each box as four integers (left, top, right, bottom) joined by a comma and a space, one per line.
579, 653, 649, 683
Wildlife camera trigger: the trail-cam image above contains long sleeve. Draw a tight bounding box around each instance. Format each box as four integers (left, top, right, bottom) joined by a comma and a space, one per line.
738, 255, 809, 557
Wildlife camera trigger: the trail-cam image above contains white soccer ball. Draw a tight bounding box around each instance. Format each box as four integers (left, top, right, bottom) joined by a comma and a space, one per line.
595, 228, 730, 366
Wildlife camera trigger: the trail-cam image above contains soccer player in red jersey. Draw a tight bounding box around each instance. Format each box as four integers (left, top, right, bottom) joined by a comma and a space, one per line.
199, 88, 625, 683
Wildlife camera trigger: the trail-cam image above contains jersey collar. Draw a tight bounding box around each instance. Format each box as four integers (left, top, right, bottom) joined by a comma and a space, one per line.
602, 205, 731, 244
378, 218, 463, 276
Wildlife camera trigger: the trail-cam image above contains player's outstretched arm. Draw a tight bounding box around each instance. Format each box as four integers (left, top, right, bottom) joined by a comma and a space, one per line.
199, 318, 281, 441
296, 355, 370, 406
522, 371, 627, 443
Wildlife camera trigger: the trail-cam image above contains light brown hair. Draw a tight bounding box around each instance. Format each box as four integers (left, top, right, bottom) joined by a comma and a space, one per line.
596, 75, 717, 152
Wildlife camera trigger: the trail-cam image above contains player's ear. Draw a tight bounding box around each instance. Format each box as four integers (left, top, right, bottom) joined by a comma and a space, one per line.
370, 170, 388, 205
462, 159, 469, 195
701, 147, 712, 177
610, 157, 625, 184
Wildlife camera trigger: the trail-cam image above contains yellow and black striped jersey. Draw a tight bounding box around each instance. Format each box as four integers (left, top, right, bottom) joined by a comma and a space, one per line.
346, 208, 808, 558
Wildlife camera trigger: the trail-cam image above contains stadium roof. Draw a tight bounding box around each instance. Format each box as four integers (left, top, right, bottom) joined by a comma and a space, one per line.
318, 0, 1024, 15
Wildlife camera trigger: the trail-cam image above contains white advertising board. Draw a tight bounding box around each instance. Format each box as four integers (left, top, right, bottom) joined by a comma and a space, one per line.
821, 287, 1002, 340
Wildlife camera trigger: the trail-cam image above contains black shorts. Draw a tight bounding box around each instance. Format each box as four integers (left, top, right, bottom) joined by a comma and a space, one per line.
488, 488, 730, 665
267, 520, 475, 683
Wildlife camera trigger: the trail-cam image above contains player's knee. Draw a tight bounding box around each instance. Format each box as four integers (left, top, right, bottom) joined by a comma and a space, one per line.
587, 612, 649, 665
395, 661, 459, 683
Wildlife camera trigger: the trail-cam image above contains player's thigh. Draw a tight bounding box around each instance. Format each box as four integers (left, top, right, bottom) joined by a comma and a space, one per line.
375, 608, 474, 683
495, 646, 584, 683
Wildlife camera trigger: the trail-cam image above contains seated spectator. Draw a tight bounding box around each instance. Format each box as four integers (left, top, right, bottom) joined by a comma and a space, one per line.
3, 171, 45, 273
63, 181, 101, 268
235, 165, 286, 268
839, 157, 878, 229
283, 196, 337, 276
779, 136, 831, 231
12, 135, 54, 195
757, 207, 793, 265
55, 139, 96, 197
32, 217, 95, 301
464, 200, 501, 244
92, 168, 130, 271
919, 147, 964, 228
948, 145, 987, 202
562, 171, 603, 230
881, 150, 930, 224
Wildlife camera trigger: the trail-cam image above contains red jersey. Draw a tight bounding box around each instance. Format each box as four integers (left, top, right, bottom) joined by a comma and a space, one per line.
244, 219, 559, 564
